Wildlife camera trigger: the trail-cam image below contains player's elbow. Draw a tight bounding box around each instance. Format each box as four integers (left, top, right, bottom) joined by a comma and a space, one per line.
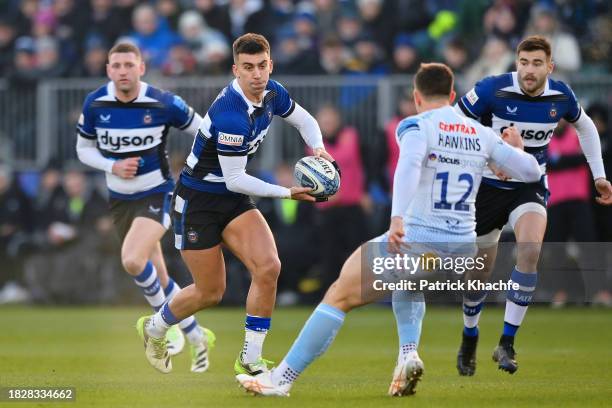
224, 176, 244, 194
524, 161, 542, 182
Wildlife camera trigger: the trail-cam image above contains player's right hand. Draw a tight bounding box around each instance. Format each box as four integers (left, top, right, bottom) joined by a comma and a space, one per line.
112, 157, 141, 179
502, 126, 524, 150
388, 216, 409, 254
290, 186, 316, 202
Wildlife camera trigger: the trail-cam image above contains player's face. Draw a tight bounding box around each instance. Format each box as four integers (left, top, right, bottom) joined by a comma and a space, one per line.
516, 50, 553, 96
107, 52, 145, 95
233, 52, 273, 102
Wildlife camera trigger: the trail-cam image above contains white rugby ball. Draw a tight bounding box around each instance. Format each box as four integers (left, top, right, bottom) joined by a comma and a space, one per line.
294, 156, 340, 198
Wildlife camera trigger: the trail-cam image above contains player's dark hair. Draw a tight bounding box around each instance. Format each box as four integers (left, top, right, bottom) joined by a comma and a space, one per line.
108, 42, 142, 60
232, 33, 270, 61
414, 63, 454, 98
517, 35, 552, 59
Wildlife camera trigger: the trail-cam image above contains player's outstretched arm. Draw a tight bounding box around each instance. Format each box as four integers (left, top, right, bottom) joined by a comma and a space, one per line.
219, 154, 313, 200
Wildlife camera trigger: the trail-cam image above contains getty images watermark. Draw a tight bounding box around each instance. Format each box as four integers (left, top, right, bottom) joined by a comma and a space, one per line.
369, 251, 520, 292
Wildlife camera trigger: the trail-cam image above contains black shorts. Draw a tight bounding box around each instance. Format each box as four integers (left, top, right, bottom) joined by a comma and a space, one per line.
109, 192, 172, 242
172, 183, 257, 250
475, 181, 549, 237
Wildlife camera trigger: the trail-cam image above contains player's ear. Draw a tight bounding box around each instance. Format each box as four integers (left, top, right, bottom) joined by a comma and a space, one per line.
449, 90, 456, 105
548, 60, 554, 75
232, 64, 238, 78
269, 58, 273, 74
140, 60, 146, 76
413, 89, 421, 107
106, 63, 111, 79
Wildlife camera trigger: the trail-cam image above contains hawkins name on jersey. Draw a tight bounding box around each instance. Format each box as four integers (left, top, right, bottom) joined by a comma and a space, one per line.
457, 71, 581, 189
396, 106, 502, 237
180, 78, 295, 194
77, 81, 198, 199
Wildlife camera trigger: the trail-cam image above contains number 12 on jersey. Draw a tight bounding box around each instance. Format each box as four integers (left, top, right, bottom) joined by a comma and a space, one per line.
433, 171, 474, 212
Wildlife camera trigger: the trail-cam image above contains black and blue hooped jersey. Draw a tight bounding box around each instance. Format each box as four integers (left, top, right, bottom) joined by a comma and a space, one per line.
77, 81, 198, 199
180, 78, 295, 194
457, 72, 581, 189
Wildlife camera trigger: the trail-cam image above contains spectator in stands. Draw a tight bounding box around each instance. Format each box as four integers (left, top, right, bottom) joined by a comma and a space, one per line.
336, 8, 362, 48
87, 0, 126, 47
161, 43, 198, 76
318, 34, 349, 75
312, 104, 367, 293
35, 36, 67, 78
346, 31, 389, 75
357, 0, 395, 56
482, 1, 525, 48
313, 0, 339, 38
178, 10, 230, 74
525, 3, 581, 77
25, 168, 115, 304
192, 0, 232, 42
0, 18, 16, 76
128, 3, 183, 70
156, 0, 183, 32
464, 36, 514, 88
0, 163, 33, 304
13, 0, 37, 37
75, 34, 108, 77
382, 90, 417, 191
273, 25, 322, 75
440, 37, 469, 76
588, 103, 612, 243
544, 120, 610, 306
392, 33, 421, 74
8, 36, 38, 86
228, 0, 266, 39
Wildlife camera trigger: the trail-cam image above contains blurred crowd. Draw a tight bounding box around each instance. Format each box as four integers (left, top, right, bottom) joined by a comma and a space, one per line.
0, 0, 610, 83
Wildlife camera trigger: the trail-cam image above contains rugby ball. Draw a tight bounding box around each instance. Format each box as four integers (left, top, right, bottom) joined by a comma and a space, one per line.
294, 156, 340, 198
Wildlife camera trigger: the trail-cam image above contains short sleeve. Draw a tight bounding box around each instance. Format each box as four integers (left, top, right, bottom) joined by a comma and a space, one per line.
166, 92, 196, 130
214, 115, 251, 157
76, 96, 96, 140
457, 77, 494, 120
269, 80, 295, 118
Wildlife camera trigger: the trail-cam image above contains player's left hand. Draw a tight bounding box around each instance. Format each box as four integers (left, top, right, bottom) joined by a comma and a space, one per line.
594, 178, 612, 205
313, 147, 334, 162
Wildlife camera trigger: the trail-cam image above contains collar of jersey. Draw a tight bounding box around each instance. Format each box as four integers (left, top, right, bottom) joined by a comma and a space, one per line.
106, 81, 150, 102
231, 79, 271, 116
510, 71, 552, 97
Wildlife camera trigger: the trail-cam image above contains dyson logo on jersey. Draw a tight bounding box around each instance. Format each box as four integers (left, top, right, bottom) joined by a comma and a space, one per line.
500, 123, 554, 141
99, 131, 155, 151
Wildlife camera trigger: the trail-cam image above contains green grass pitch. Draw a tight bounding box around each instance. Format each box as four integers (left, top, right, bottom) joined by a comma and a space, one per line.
1, 306, 611, 407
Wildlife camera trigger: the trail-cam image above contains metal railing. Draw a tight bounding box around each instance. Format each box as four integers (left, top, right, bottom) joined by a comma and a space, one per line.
1, 75, 611, 171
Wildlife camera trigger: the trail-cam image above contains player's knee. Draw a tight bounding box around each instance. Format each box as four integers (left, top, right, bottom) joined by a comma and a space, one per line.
251, 254, 281, 282
518, 244, 541, 268
194, 285, 225, 308
121, 254, 147, 276
323, 282, 360, 313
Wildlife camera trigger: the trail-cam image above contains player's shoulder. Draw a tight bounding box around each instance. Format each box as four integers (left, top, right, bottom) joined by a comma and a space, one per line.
142, 83, 185, 108
266, 79, 289, 94
395, 111, 431, 141
208, 84, 249, 133
82, 83, 111, 108
546, 76, 576, 98
474, 72, 513, 94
